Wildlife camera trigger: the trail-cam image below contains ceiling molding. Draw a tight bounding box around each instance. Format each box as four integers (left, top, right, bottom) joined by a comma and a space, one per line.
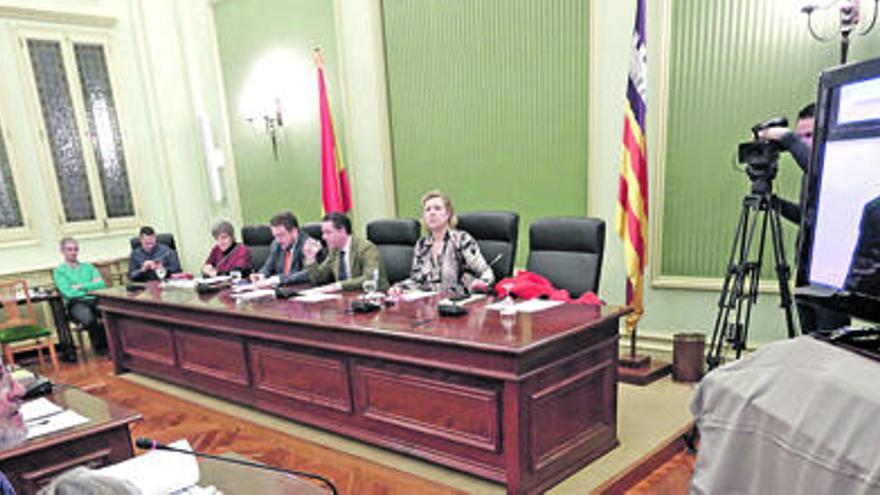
0, 6, 116, 28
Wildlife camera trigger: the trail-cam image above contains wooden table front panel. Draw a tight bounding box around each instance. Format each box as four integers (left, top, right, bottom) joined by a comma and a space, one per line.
99, 287, 624, 494
3, 426, 133, 495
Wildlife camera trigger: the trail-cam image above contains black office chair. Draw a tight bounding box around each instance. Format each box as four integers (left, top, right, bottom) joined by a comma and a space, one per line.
129, 233, 177, 252
366, 219, 420, 284
457, 211, 519, 282
526, 217, 605, 297
241, 225, 273, 271
301, 222, 324, 246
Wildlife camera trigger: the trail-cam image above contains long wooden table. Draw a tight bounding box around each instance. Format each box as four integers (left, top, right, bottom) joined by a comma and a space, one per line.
97, 285, 626, 494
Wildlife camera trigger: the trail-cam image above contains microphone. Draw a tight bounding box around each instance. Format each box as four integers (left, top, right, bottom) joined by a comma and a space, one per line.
487, 252, 504, 268
135, 437, 337, 495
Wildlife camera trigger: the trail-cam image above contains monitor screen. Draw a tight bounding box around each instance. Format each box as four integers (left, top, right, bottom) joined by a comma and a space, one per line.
798, 56, 880, 323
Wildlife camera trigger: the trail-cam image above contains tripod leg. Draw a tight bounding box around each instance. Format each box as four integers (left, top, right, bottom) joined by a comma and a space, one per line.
708, 201, 752, 369
736, 206, 771, 359
709, 196, 764, 368
768, 199, 798, 338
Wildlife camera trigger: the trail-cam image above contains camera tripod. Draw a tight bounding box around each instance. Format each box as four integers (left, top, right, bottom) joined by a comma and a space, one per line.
707, 186, 797, 369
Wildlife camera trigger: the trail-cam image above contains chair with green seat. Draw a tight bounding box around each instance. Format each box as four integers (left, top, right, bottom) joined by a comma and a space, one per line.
0, 279, 59, 370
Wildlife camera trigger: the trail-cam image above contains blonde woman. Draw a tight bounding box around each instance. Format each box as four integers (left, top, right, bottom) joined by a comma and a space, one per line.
394, 190, 493, 295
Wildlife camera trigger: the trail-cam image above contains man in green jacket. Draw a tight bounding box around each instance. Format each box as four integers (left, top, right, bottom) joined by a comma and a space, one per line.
53, 237, 108, 353
308, 212, 389, 292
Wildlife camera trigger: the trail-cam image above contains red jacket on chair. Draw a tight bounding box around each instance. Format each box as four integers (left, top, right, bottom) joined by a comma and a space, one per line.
494, 271, 603, 305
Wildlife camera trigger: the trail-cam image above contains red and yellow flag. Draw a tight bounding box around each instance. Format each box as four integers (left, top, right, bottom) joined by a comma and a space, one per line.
616, 0, 648, 332
316, 50, 351, 213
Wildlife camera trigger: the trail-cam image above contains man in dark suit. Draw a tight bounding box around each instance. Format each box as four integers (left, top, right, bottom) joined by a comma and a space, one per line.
128, 226, 181, 282
250, 211, 323, 286
307, 212, 389, 292
844, 195, 880, 294
760, 103, 850, 332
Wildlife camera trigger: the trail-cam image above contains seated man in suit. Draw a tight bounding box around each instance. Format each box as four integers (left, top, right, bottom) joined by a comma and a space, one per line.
53, 237, 108, 353
250, 211, 323, 286
307, 212, 389, 292
128, 226, 181, 282
0, 359, 27, 449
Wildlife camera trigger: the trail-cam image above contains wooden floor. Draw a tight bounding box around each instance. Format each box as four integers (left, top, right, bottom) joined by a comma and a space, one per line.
43, 356, 467, 495
626, 451, 695, 495
39, 355, 695, 494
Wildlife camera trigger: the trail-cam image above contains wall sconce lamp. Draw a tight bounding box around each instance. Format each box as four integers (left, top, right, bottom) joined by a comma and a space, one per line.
246, 97, 284, 160
801, 0, 879, 64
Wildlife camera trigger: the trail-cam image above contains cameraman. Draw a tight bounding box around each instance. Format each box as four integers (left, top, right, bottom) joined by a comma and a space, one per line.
759, 103, 850, 333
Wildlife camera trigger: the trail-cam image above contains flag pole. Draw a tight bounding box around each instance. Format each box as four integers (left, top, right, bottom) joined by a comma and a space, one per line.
615, 0, 670, 385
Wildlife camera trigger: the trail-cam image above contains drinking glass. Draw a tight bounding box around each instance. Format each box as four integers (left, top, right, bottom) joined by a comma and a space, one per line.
362, 278, 378, 299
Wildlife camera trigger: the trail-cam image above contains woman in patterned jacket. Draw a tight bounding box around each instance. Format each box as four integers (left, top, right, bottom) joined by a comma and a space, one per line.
394, 190, 494, 295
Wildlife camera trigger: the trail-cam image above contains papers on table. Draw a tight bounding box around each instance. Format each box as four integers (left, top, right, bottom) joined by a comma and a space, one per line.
163, 279, 198, 289
515, 299, 564, 313
229, 288, 276, 302
400, 290, 436, 302
231, 276, 278, 294
485, 298, 565, 314
99, 439, 200, 495
438, 294, 486, 306
22, 398, 89, 439
21, 397, 62, 421
293, 292, 342, 303
163, 276, 233, 291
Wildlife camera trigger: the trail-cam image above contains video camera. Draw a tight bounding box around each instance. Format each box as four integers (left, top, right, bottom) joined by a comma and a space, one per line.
738, 117, 788, 188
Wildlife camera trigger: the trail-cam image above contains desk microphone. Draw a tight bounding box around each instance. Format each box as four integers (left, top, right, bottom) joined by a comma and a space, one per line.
125, 282, 146, 292
135, 437, 337, 495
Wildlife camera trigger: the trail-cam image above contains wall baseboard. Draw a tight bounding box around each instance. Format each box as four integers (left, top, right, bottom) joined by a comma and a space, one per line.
621, 329, 759, 363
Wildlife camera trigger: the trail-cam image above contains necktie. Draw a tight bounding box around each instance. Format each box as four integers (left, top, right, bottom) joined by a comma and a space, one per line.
283, 249, 292, 276
338, 251, 349, 281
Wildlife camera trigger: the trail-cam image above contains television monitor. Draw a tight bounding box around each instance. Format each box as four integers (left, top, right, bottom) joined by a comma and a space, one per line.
797, 56, 880, 324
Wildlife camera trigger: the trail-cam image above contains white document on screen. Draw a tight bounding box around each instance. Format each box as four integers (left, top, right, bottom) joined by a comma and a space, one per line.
99, 439, 200, 495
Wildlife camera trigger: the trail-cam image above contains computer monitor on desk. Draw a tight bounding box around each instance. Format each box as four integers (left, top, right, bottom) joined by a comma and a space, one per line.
797, 56, 880, 324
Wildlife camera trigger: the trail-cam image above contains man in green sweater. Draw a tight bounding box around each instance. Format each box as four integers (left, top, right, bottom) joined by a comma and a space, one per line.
307, 212, 389, 292
53, 237, 108, 353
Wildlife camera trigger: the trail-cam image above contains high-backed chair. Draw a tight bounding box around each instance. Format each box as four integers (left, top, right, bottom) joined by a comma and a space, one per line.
457, 211, 519, 282
241, 225, 273, 271
0, 280, 59, 370
527, 217, 605, 297
301, 222, 325, 247
366, 219, 420, 284
129, 233, 177, 252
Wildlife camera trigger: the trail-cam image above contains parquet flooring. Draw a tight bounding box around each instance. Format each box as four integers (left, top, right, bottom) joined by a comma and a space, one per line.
38, 356, 697, 494
624, 451, 694, 494
43, 357, 467, 495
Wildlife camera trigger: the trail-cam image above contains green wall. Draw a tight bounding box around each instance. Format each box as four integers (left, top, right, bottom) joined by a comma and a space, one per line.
214, 0, 343, 226
381, 0, 590, 266
661, 0, 880, 278
211, 0, 880, 346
